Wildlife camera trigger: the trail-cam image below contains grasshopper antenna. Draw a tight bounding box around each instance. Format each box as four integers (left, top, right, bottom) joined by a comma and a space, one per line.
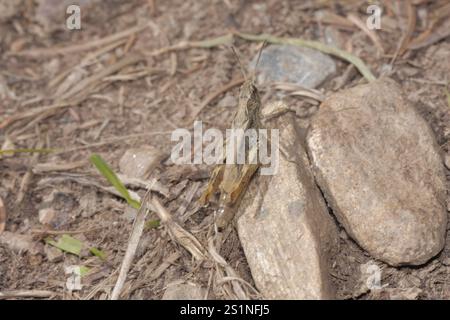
251, 41, 266, 84
230, 46, 248, 81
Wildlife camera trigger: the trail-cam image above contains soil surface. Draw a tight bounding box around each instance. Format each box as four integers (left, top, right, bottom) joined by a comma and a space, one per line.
0, 0, 449, 299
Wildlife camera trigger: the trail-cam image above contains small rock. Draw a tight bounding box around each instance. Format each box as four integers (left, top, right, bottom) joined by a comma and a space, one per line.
79, 192, 97, 218
444, 153, 450, 170
44, 245, 63, 263
237, 109, 338, 299
442, 257, 450, 266
249, 44, 336, 89
306, 77, 447, 266
119, 146, 162, 179
0, 0, 22, 23
39, 208, 56, 225
162, 282, 205, 300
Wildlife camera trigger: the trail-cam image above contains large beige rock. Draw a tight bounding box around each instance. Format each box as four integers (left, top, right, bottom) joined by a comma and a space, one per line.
306, 77, 447, 266
237, 110, 338, 299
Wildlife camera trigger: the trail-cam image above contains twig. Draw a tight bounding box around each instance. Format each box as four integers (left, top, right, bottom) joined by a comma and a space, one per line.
149, 34, 233, 56
0, 196, 5, 234
110, 189, 152, 300
32, 160, 87, 174
30, 227, 102, 235
152, 197, 207, 261
234, 32, 376, 82
0, 290, 55, 299
59, 55, 144, 101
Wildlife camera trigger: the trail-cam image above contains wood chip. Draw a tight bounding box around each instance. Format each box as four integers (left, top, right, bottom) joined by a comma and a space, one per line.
0, 196, 5, 234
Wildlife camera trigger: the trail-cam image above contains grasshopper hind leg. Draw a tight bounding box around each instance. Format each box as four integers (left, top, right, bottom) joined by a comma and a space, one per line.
198, 164, 225, 206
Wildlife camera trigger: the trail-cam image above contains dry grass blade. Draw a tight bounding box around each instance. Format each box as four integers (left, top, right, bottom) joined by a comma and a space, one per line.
207, 237, 249, 300
0, 196, 6, 234
396, 1, 417, 56
110, 189, 152, 300
59, 55, 144, 101
347, 13, 385, 56
151, 197, 207, 261
48, 38, 128, 89
235, 32, 376, 82
11, 23, 151, 57
30, 227, 102, 235
0, 101, 74, 130
409, 2, 450, 50
32, 160, 87, 174
271, 82, 325, 101
149, 34, 233, 56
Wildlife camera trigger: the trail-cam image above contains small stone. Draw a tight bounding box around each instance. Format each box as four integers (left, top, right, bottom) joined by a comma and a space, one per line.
119, 146, 162, 179
162, 282, 205, 300
38, 208, 56, 225
79, 193, 97, 218
237, 109, 338, 299
306, 77, 447, 266
442, 257, 450, 266
249, 44, 336, 89
444, 153, 450, 170
44, 245, 63, 263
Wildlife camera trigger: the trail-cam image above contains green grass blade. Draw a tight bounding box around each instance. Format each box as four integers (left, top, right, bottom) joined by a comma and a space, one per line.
90, 247, 107, 261
90, 154, 141, 209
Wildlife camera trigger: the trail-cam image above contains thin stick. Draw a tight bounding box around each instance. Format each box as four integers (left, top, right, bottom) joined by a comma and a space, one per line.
11, 23, 151, 57
59, 55, 144, 101
30, 227, 102, 235
0, 196, 5, 234
110, 189, 152, 300
0, 290, 55, 299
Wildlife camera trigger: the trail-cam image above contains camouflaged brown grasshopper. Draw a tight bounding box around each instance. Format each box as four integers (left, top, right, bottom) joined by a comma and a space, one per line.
198, 45, 265, 230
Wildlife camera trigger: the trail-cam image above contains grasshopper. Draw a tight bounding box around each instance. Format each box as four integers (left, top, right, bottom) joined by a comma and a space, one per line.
198, 46, 265, 230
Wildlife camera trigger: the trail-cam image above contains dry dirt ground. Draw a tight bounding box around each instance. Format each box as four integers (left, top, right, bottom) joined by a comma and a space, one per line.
0, 0, 449, 299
